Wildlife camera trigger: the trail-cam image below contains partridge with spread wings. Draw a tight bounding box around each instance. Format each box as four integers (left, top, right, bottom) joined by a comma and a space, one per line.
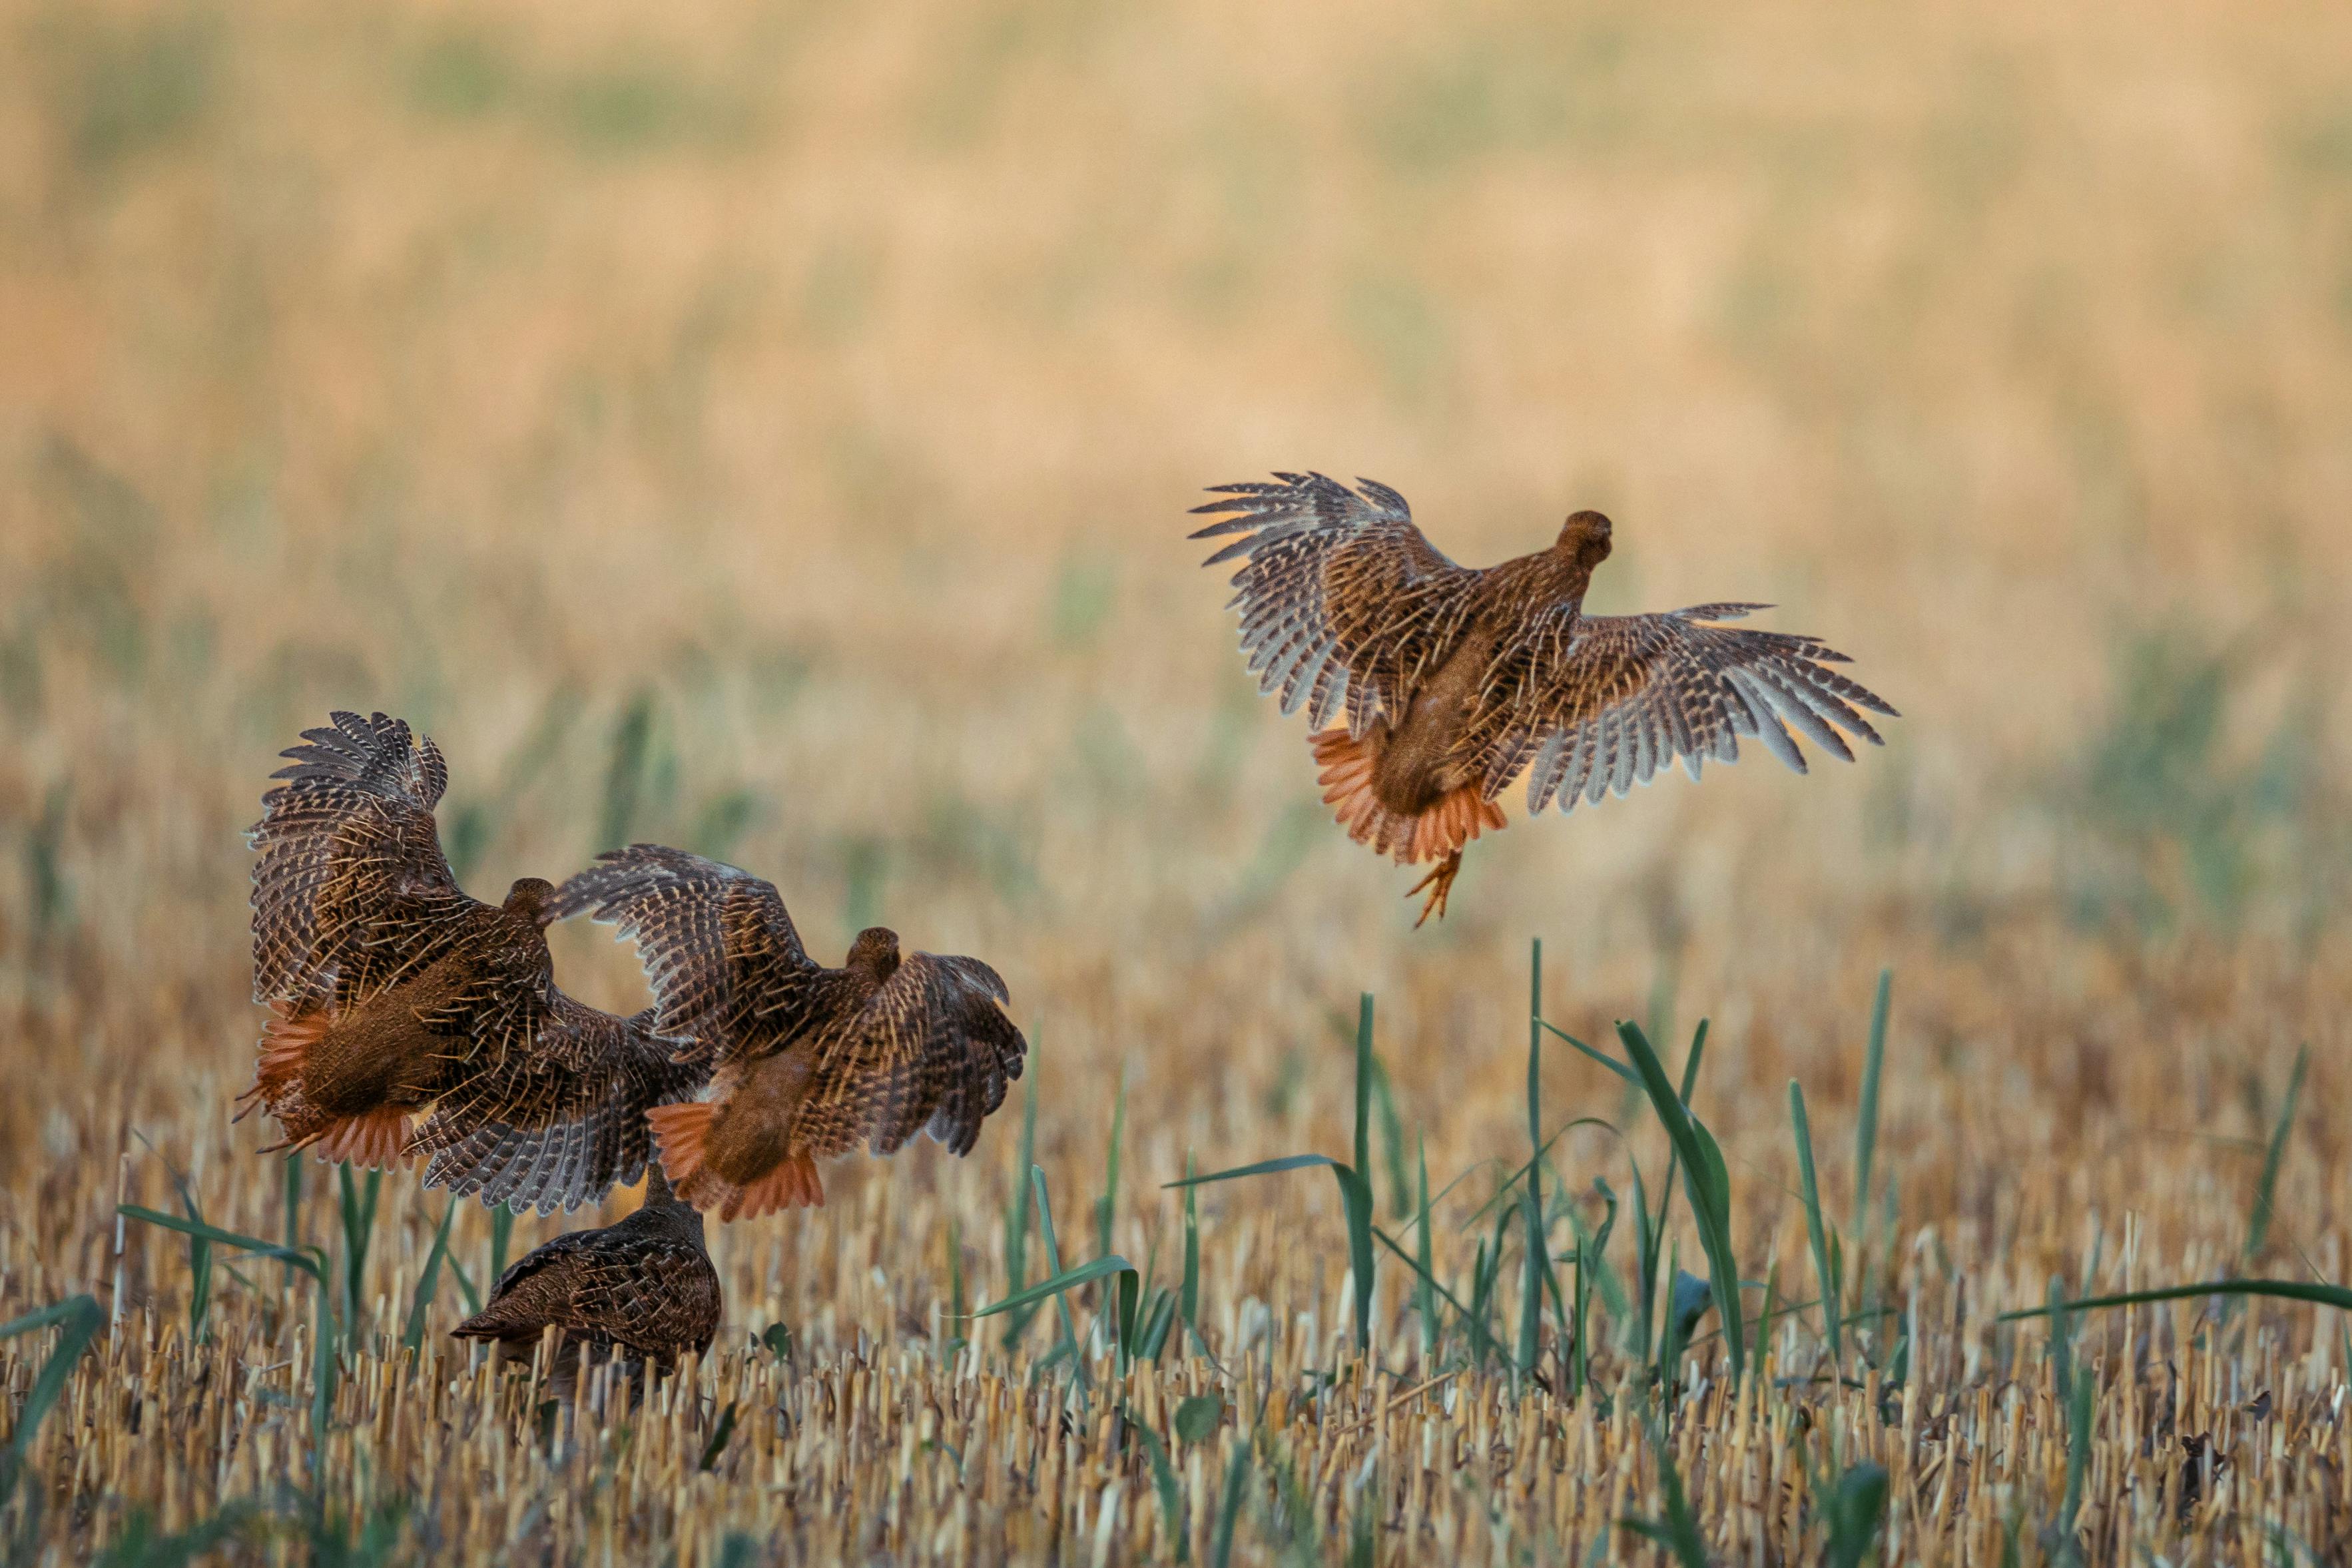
1193, 474, 1900, 921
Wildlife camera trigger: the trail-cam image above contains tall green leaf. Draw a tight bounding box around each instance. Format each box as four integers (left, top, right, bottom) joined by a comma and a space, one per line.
1617, 1021, 1745, 1384
0, 1294, 103, 1505
336, 1164, 382, 1330
1851, 970, 1891, 1240
1002, 1037, 1042, 1347
1518, 941, 1548, 1378
1789, 1080, 1842, 1369
1619, 1409, 1709, 1568
1348, 992, 1376, 1352
1095, 1061, 1127, 1260
1180, 1150, 1201, 1343
401, 1200, 461, 1359
1414, 1137, 1437, 1364
1999, 1278, 2352, 1318
2247, 1043, 2310, 1262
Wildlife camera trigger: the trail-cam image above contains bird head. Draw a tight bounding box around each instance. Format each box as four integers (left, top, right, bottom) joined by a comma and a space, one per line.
847, 927, 902, 979
1556, 510, 1614, 569
503, 877, 557, 925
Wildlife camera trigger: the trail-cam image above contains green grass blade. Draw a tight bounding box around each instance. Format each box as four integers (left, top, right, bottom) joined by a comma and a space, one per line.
118, 1205, 324, 1280
1620, 1409, 1709, 1568
1140, 1290, 1181, 1362
1998, 1278, 2352, 1319
1751, 1260, 1779, 1381
1457, 1117, 1621, 1234
1518, 941, 1547, 1379
2037, 1278, 2090, 1563
2247, 1043, 2310, 1262
1003, 1038, 1041, 1347
1789, 1080, 1842, 1370
0, 1294, 103, 1501
280, 1151, 302, 1285
1368, 1054, 1410, 1218
1095, 1060, 1127, 1260
1210, 1440, 1251, 1568
1127, 1410, 1189, 1563
1168, 1153, 1346, 1187
1180, 1150, 1201, 1342
487, 1202, 513, 1288
1677, 1019, 1709, 1102
1374, 1225, 1498, 1364
1535, 1018, 1637, 1083
944, 1218, 966, 1364
337, 1164, 382, 1332
402, 1200, 460, 1359
1173, 1149, 1376, 1353
0, 1296, 102, 1340
162, 1163, 213, 1346
1414, 1137, 1437, 1364
699, 1402, 740, 1471
1823, 1463, 1891, 1568
308, 1272, 338, 1477
1637, 1019, 1711, 1341
1617, 1021, 1745, 1384
1348, 993, 1376, 1353
445, 1254, 481, 1318
1629, 1156, 1659, 1362
1013, 1167, 1104, 1392
1851, 969, 1891, 1240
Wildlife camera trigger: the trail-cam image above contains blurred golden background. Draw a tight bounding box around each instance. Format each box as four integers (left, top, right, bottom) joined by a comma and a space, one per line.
3, 2, 2350, 1558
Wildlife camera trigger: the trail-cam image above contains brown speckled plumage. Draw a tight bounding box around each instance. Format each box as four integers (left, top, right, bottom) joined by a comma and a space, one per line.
553, 846, 1026, 1222
450, 1167, 720, 1391
1193, 474, 1899, 920
242, 712, 709, 1212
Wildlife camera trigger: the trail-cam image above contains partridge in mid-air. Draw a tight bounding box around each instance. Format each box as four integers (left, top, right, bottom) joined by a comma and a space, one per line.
242, 712, 709, 1212
553, 845, 1027, 1222
451, 1165, 721, 1392
1192, 474, 1899, 922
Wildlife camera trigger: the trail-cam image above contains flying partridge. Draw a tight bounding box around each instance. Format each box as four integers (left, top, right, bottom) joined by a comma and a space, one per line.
1192, 474, 1899, 921
553, 845, 1027, 1222
242, 712, 709, 1212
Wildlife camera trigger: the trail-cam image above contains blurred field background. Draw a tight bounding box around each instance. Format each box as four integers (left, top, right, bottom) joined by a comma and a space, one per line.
3, 0, 2351, 1563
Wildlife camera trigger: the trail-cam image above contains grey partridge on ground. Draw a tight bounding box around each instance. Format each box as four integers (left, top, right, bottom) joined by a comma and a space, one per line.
1192, 474, 1900, 922
242, 711, 709, 1212
553, 845, 1027, 1222
450, 1165, 721, 1392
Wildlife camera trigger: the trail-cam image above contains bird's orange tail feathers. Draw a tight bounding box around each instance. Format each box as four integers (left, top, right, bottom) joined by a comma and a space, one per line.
240, 1001, 328, 1109
647, 1101, 824, 1222
304, 1106, 412, 1169
1312, 729, 1505, 865
239, 1005, 414, 1169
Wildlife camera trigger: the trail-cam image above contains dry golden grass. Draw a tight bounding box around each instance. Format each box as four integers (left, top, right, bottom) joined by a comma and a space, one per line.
4, 0, 2352, 1562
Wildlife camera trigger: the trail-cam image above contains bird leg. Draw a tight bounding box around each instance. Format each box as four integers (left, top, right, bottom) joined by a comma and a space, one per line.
1406, 851, 1462, 927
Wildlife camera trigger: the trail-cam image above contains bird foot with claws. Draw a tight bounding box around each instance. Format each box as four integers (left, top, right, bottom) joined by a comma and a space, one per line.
1406, 852, 1462, 927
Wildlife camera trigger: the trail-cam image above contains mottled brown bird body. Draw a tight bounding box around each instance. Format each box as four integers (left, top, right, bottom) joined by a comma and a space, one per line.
242, 712, 709, 1210
556, 848, 1026, 1223
1194, 477, 1897, 920
451, 1168, 720, 1394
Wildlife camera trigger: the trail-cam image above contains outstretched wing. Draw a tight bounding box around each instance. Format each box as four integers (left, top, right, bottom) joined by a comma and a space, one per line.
1191, 473, 1476, 734
1463, 605, 1900, 811
412, 999, 711, 1216
551, 844, 818, 1067
248, 710, 475, 1007
790, 954, 1026, 1161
